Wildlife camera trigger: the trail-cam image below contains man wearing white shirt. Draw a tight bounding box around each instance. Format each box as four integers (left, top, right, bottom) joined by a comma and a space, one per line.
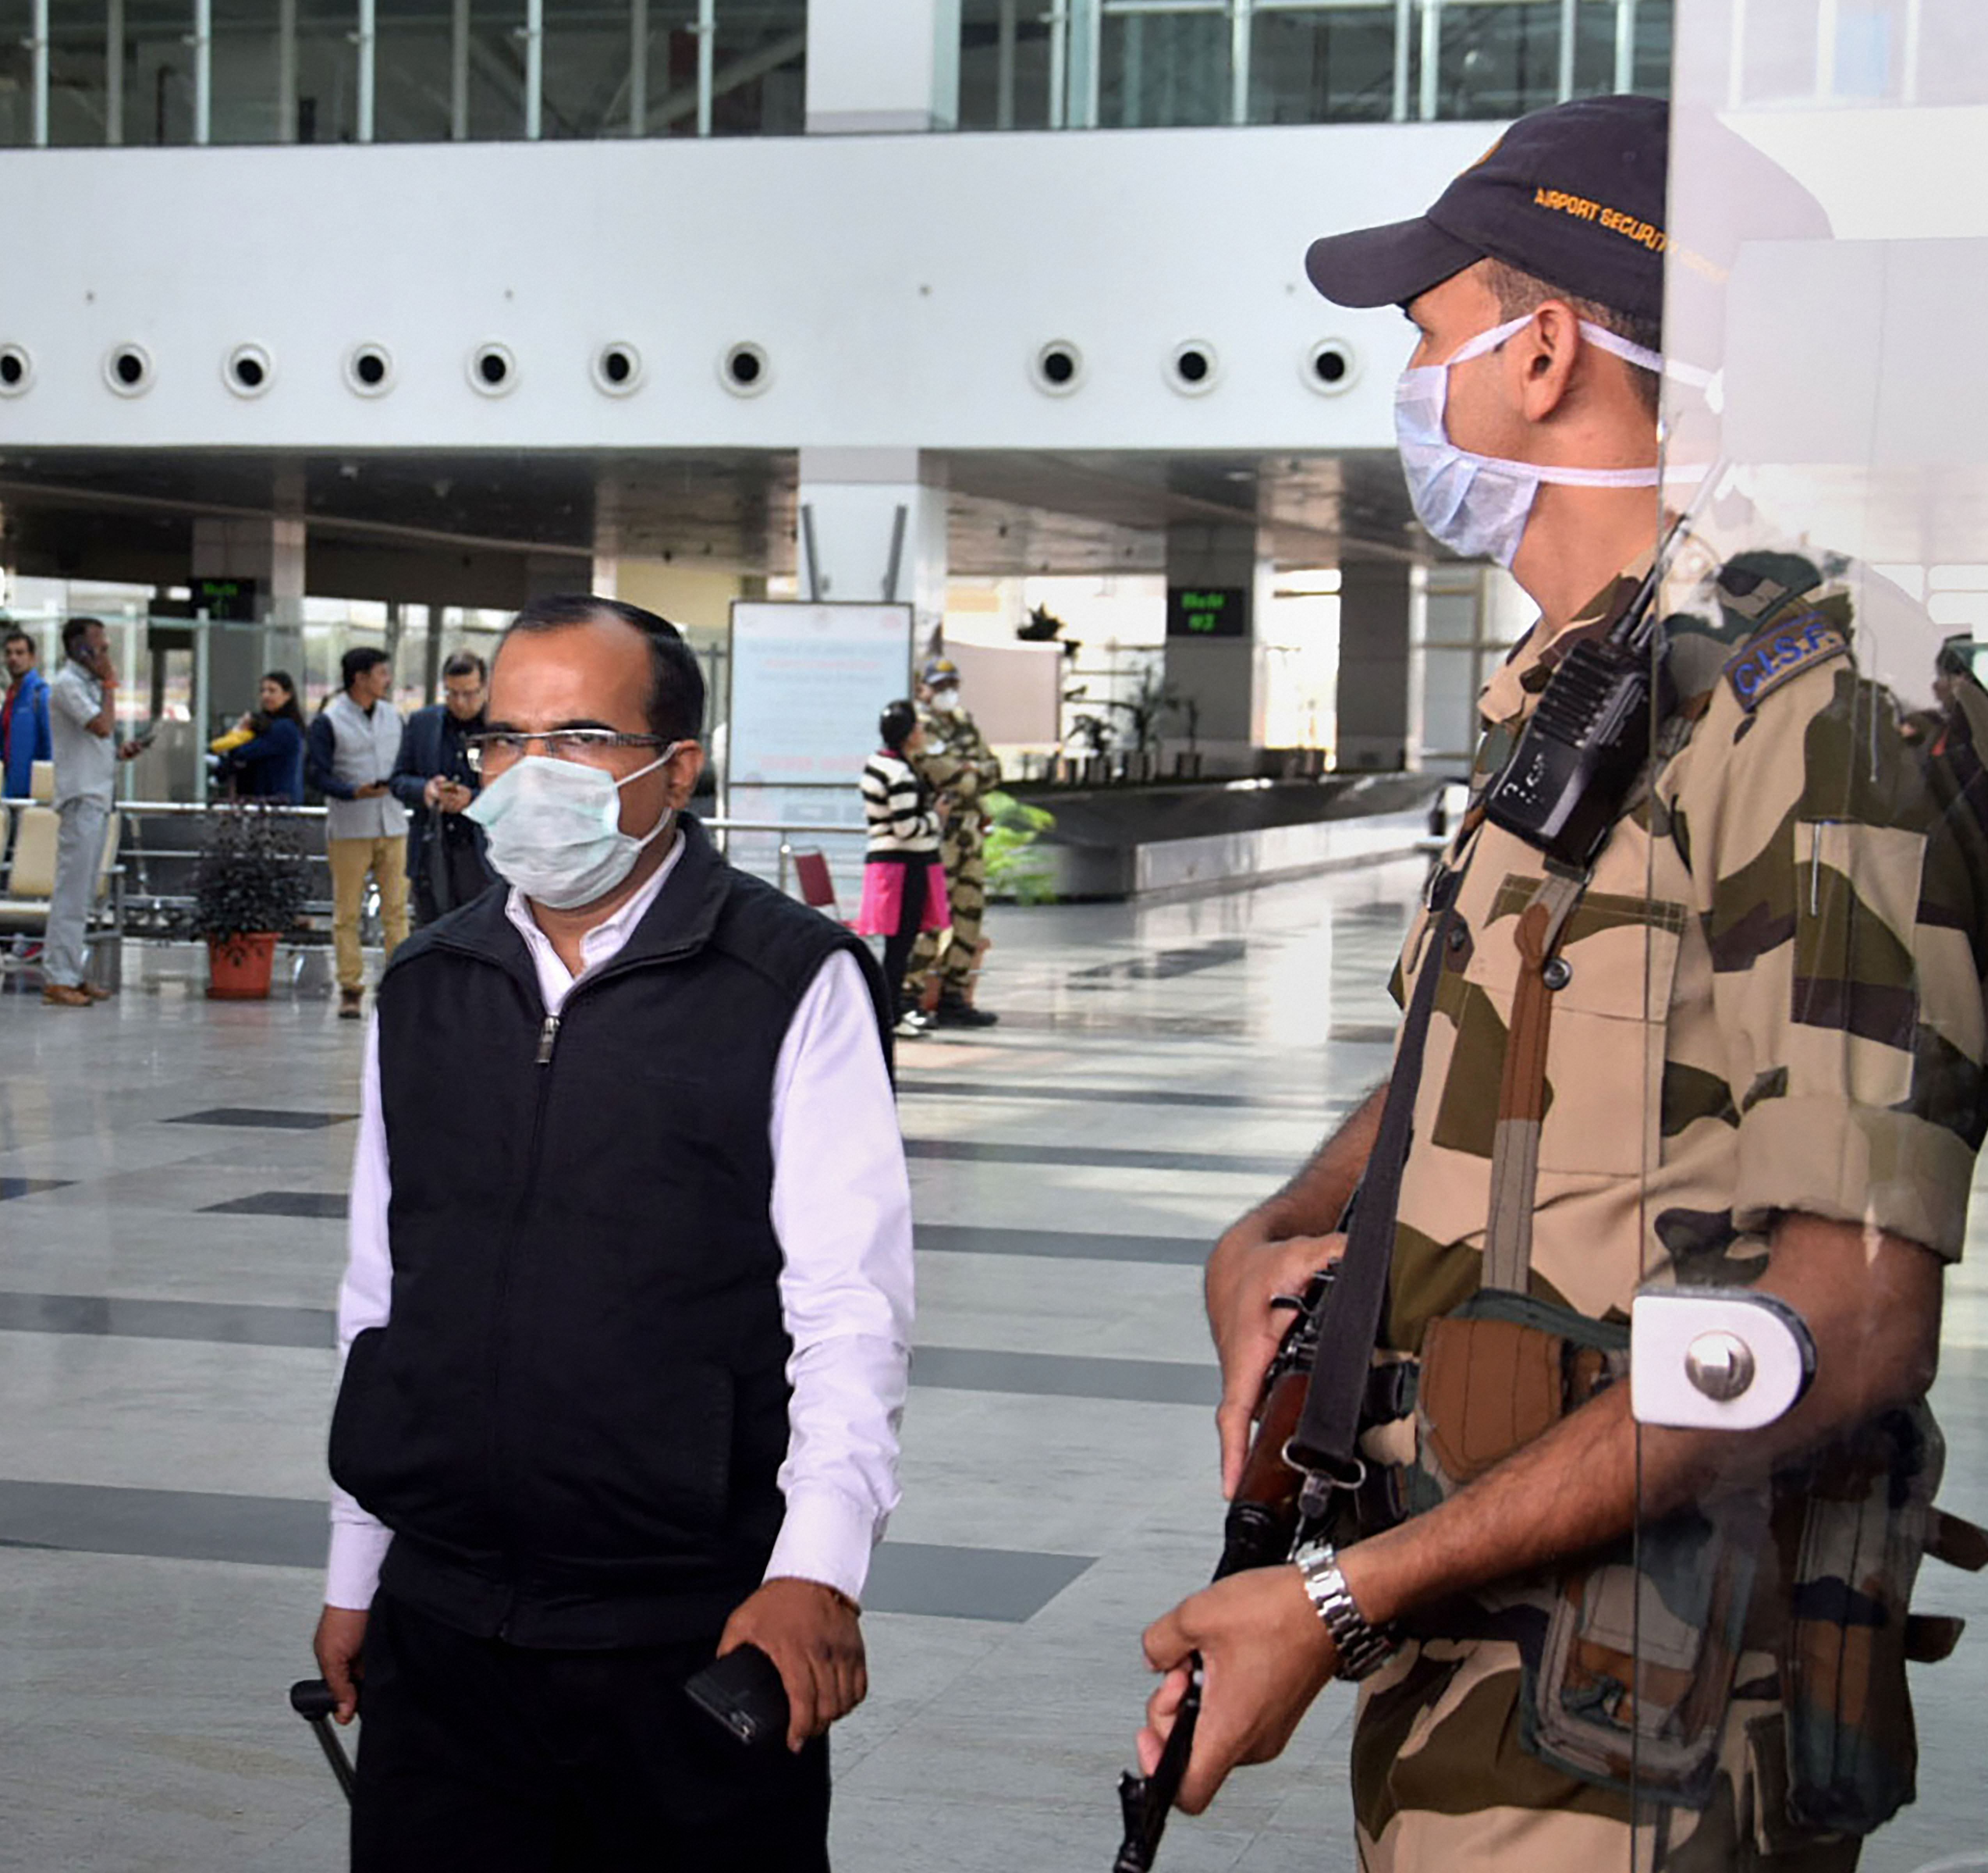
314, 595, 912, 1872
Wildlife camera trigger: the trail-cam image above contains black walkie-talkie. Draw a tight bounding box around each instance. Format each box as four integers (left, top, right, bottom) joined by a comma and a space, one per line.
1483, 515, 1694, 869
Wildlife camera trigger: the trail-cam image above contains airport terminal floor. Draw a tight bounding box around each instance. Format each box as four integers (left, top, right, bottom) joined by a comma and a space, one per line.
1, 857, 1983, 1872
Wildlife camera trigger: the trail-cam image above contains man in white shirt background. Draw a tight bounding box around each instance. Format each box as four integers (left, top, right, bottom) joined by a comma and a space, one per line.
314, 595, 914, 1872
43, 616, 145, 1008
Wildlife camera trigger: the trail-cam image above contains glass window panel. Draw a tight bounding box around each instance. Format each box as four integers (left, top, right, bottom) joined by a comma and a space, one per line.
295, 0, 358, 141
631, 3, 699, 136
211, 0, 284, 144
460, 0, 523, 140
708, 0, 805, 138
1631, 0, 1672, 94
1249, 6, 1396, 125
1434, 0, 1566, 121
958, 0, 1051, 130
1569, 0, 1619, 96
543, 0, 641, 138
0, 1, 33, 146
1100, 9, 1228, 129
48, 0, 113, 145
1417, 645, 1480, 760
376, 0, 457, 141
123, 0, 198, 144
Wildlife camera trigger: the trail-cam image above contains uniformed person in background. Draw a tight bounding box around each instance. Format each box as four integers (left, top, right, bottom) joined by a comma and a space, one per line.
904, 654, 1001, 1028
1135, 96, 1985, 1870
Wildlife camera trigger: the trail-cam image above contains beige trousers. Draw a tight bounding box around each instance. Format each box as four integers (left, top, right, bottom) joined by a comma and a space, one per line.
328, 835, 409, 992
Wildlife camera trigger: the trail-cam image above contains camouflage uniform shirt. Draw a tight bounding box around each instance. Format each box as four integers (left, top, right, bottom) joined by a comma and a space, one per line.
1355, 555, 1985, 1869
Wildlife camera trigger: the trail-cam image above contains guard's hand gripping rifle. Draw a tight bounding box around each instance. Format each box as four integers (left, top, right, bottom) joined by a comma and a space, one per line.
1112, 1267, 1337, 1873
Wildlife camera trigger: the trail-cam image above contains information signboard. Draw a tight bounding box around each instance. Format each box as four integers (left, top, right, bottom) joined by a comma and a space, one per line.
724, 601, 916, 902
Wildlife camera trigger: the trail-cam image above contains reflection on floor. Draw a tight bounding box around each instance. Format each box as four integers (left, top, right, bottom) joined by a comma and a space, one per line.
0, 858, 1981, 1871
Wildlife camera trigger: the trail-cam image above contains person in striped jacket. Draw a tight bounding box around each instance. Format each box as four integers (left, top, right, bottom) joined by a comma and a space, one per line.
854, 700, 950, 1037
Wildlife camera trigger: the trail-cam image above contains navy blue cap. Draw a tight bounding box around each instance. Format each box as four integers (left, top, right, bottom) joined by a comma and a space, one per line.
1306, 94, 1669, 325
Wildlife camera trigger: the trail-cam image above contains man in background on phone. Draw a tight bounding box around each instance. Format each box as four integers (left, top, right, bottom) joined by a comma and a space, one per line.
389, 649, 496, 926
307, 645, 409, 1020
42, 617, 144, 1008
313, 597, 912, 1872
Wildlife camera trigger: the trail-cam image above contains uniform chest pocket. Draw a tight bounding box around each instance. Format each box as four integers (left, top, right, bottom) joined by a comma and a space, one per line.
1436, 880, 1686, 1178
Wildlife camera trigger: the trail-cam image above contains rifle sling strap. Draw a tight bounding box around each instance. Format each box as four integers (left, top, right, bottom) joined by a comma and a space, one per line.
1288, 860, 1463, 1479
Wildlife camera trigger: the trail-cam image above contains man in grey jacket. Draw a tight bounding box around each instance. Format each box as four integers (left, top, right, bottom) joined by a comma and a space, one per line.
306, 647, 409, 1019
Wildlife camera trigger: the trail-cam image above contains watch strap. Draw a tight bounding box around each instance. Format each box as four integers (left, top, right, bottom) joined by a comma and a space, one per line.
1294, 1541, 1393, 1681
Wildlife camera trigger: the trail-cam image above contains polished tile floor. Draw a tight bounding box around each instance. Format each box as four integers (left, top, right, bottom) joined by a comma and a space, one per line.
0, 861, 1983, 1871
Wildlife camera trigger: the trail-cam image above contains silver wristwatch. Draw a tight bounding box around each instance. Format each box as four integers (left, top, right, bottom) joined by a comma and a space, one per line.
1292, 1538, 1394, 1681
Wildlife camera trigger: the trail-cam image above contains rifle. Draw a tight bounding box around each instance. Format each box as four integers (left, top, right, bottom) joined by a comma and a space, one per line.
1112, 1267, 1336, 1873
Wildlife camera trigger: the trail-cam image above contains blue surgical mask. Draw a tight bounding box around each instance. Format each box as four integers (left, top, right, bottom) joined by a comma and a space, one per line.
465, 748, 677, 910
1395, 314, 1665, 568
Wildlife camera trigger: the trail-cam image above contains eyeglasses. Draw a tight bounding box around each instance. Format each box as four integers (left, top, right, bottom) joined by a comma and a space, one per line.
464, 729, 673, 776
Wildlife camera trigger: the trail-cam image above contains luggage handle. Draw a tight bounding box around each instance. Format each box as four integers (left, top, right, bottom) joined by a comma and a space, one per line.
289, 1677, 356, 1802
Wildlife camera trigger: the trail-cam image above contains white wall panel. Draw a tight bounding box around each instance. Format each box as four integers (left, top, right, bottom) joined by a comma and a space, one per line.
0, 121, 1495, 453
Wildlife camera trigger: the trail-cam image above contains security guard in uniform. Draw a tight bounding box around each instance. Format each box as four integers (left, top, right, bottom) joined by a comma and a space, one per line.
1135, 96, 1984, 1870
904, 654, 1001, 1028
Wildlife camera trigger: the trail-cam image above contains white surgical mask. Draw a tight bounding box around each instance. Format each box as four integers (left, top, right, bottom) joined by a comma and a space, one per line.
930, 686, 962, 714
465, 748, 677, 910
1395, 314, 1665, 568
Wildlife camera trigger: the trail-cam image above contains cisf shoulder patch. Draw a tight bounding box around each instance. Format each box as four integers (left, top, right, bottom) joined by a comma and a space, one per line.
1723, 610, 1849, 712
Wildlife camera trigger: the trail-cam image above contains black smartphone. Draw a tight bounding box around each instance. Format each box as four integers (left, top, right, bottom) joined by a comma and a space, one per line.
683, 1644, 789, 1748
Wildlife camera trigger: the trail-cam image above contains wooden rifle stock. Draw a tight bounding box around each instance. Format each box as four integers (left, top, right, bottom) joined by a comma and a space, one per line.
1113, 1271, 1336, 1872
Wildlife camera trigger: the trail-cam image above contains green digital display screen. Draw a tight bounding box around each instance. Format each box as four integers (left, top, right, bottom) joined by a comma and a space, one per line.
192, 577, 259, 623
1166, 586, 1248, 639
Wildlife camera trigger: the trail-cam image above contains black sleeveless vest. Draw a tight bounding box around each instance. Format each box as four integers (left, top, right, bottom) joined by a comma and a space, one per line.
329, 818, 889, 1647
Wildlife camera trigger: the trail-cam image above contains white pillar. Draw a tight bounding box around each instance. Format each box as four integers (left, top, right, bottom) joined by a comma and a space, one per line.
30, 0, 48, 147
804, 0, 963, 134
795, 449, 949, 647
357, 0, 376, 141
525, 0, 543, 138
696, 0, 714, 136
193, 0, 211, 144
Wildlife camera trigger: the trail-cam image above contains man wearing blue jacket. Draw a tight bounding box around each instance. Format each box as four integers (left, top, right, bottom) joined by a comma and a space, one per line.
2, 627, 52, 800
389, 651, 495, 926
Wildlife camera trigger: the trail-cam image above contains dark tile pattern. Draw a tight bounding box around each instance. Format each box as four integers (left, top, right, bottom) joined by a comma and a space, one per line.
0, 1290, 333, 1349
168, 1108, 357, 1130
0, 1479, 1091, 1622
200, 1191, 350, 1219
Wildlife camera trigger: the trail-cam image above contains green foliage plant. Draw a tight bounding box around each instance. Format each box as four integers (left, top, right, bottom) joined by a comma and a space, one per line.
192, 804, 311, 943
982, 790, 1058, 905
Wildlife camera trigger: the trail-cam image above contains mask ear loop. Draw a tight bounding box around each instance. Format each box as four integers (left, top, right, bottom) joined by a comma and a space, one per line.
1431, 314, 1668, 490
619, 740, 685, 850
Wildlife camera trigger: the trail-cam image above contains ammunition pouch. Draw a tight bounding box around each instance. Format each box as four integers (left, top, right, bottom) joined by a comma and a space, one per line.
1354, 1296, 1986, 1832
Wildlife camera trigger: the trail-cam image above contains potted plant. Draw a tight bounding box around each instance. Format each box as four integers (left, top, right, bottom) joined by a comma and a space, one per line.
192, 804, 311, 1000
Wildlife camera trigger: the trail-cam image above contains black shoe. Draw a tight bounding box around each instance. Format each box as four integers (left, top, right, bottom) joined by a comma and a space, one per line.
932, 994, 997, 1029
